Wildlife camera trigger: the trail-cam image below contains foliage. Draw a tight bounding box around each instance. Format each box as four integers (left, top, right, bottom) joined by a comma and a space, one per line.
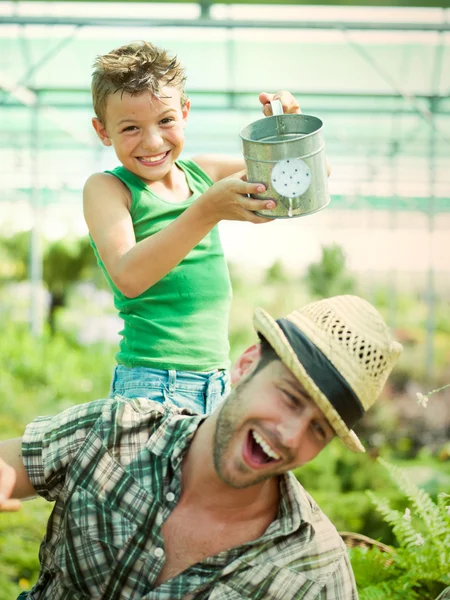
0, 323, 115, 597
0, 322, 113, 435
354, 458, 450, 600
305, 243, 355, 298
0, 232, 98, 333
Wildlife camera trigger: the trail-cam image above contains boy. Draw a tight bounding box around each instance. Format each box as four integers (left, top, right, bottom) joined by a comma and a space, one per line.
83, 40, 302, 413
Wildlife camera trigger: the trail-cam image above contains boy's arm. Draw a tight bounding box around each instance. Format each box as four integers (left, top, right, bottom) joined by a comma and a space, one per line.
193, 155, 246, 183
0, 438, 36, 512
84, 171, 275, 299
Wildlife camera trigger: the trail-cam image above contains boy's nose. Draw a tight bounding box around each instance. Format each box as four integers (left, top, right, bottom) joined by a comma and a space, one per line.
142, 128, 163, 151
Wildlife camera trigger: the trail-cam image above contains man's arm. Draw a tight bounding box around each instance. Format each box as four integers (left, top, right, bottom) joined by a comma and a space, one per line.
0, 438, 36, 512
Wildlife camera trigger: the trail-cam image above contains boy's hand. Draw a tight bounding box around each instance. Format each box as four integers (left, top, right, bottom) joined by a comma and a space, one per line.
0, 457, 21, 512
258, 91, 331, 176
200, 170, 276, 224
259, 91, 301, 116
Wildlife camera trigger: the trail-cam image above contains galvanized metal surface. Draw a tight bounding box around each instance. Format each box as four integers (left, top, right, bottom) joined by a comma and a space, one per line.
241, 107, 329, 218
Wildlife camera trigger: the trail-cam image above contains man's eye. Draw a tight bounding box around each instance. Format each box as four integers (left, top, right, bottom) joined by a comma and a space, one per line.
311, 421, 326, 441
283, 391, 298, 407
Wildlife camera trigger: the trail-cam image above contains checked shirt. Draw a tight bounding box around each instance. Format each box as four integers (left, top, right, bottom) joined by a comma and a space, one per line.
21, 397, 358, 599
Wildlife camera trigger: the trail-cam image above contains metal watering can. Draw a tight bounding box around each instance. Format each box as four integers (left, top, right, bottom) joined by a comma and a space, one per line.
240, 100, 330, 218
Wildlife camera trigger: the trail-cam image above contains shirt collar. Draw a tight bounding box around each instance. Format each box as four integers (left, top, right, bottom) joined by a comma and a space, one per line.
145, 404, 206, 469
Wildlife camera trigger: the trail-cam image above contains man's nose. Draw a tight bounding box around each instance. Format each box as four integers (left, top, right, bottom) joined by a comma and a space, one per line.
276, 417, 309, 449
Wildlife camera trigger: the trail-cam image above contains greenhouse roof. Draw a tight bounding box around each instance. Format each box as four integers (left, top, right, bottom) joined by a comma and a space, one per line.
1, 2, 450, 210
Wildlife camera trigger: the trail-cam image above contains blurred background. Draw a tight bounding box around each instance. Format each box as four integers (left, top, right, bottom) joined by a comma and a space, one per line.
1, 0, 450, 597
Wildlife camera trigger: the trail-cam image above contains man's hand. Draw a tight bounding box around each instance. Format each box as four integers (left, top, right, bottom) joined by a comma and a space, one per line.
259, 91, 301, 116
0, 457, 22, 512
0, 438, 36, 510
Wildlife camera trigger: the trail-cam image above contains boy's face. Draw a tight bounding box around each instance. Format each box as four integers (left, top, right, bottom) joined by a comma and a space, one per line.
92, 86, 190, 184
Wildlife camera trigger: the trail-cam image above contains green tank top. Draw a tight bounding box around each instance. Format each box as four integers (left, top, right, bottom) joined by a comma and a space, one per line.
90, 160, 232, 371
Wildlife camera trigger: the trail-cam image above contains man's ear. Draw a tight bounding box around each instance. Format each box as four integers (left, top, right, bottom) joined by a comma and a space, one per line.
92, 117, 112, 147
231, 343, 261, 386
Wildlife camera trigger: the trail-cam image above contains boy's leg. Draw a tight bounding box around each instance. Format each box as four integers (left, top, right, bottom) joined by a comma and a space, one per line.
165, 370, 231, 414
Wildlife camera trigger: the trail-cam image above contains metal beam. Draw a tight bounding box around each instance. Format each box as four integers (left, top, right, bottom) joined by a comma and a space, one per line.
0, 27, 80, 106
8, 0, 450, 6
2, 15, 450, 31
3, 190, 450, 213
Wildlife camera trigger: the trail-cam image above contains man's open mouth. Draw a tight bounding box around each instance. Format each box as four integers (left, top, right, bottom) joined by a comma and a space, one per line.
244, 429, 282, 468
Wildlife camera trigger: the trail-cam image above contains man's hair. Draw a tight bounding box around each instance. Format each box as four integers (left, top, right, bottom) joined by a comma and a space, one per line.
91, 41, 188, 124
250, 335, 280, 378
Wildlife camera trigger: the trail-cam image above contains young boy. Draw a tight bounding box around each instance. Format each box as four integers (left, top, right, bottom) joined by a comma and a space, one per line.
84, 40, 301, 414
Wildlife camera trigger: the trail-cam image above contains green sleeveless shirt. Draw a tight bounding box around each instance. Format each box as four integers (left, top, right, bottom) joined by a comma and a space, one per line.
90, 160, 232, 371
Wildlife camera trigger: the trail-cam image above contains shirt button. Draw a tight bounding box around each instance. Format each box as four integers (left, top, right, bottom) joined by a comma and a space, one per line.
154, 547, 164, 558
166, 492, 175, 502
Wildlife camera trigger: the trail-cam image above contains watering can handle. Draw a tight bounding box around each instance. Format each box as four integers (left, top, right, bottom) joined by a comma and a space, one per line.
270, 99, 284, 116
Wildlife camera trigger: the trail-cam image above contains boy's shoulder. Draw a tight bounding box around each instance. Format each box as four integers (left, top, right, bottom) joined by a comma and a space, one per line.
84, 170, 129, 194
83, 170, 131, 208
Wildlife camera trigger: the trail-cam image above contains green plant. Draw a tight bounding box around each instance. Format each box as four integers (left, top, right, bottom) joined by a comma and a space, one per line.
353, 458, 450, 600
305, 243, 355, 298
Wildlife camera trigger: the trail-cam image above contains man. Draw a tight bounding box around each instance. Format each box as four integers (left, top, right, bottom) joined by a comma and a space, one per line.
0, 295, 402, 599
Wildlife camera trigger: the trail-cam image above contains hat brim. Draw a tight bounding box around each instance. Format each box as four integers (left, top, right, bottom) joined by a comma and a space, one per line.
254, 307, 365, 453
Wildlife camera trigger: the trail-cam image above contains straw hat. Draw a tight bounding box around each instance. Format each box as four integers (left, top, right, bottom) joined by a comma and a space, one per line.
253, 295, 402, 452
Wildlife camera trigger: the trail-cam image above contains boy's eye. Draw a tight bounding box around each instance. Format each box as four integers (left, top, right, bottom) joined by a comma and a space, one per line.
160, 117, 175, 125
122, 126, 138, 132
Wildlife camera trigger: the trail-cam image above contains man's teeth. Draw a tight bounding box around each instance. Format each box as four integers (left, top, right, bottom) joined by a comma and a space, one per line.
140, 153, 166, 162
252, 431, 280, 460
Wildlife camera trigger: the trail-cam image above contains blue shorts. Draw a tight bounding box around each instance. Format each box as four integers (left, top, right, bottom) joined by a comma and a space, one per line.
109, 365, 230, 414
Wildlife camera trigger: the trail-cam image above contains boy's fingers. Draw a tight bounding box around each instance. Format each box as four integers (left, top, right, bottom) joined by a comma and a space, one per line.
227, 169, 247, 181
259, 91, 301, 116
239, 196, 277, 213
272, 90, 301, 114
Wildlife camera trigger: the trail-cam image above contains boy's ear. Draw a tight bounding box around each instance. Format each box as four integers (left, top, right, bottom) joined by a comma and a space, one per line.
181, 97, 191, 124
231, 343, 261, 386
92, 117, 112, 147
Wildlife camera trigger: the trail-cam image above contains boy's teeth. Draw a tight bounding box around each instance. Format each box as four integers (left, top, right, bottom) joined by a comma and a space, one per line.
252, 431, 280, 460
141, 153, 166, 162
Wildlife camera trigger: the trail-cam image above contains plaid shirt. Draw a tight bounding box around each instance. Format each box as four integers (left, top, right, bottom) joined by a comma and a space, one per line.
22, 397, 358, 600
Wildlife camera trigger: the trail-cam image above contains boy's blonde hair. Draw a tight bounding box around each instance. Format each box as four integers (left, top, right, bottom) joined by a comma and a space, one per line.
92, 41, 188, 124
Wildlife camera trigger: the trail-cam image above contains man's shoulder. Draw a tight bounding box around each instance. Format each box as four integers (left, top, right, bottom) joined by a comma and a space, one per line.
105, 396, 194, 428
269, 474, 348, 576
288, 474, 346, 548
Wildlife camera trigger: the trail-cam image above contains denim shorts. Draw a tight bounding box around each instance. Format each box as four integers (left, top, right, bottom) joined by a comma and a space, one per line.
109, 365, 230, 414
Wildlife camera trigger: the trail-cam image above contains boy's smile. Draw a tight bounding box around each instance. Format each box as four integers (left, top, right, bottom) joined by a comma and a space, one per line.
92, 87, 190, 186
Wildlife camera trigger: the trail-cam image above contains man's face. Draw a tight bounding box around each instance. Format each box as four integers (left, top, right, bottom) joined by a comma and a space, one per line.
92, 86, 189, 184
213, 358, 335, 489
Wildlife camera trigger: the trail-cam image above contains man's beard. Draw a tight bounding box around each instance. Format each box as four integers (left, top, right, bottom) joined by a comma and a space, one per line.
213, 383, 282, 489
